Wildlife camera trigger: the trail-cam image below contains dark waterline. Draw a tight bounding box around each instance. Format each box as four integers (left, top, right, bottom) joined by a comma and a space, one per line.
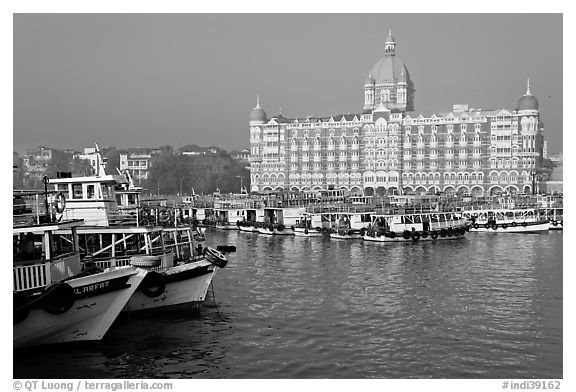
14, 230, 563, 379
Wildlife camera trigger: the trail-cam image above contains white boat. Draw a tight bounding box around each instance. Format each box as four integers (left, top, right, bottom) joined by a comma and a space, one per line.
327, 211, 374, 240
13, 218, 148, 349
254, 207, 304, 236
363, 212, 469, 243
292, 226, 324, 237
237, 221, 260, 232
295, 207, 373, 239
256, 222, 294, 236
463, 208, 550, 233
291, 213, 324, 237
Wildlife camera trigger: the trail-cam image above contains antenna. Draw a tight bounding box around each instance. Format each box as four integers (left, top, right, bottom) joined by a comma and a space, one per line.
94, 143, 107, 176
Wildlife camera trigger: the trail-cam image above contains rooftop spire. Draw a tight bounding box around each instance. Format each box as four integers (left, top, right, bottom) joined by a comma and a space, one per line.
526, 78, 532, 95
255, 94, 261, 109
385, 28, 396, 55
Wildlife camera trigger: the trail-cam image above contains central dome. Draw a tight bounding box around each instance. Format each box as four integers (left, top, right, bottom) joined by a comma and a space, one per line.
370, 56, 410, 84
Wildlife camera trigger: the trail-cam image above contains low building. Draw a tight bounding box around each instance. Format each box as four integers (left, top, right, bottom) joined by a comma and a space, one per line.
119, 149, 160, 185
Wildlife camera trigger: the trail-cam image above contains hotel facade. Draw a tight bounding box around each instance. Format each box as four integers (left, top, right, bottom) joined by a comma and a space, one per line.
249, 31, 544, 196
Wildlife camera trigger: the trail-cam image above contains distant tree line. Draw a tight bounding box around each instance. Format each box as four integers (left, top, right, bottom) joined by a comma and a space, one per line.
15, 146, 250, 195
145, 152, 249, 196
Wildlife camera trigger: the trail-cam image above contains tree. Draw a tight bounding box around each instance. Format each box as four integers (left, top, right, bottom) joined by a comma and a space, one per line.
145, 150, 250, 196
70, 157, 94, 176
44, 149, 73, 179
105, 148, 125, 175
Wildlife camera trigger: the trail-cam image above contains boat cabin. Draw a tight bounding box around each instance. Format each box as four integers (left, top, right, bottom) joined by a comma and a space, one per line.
53, 225, 200, 271
49, 174, 128, 226
462, 209, 543, 224
13, 219, 84, 293
370, 212, 467, 233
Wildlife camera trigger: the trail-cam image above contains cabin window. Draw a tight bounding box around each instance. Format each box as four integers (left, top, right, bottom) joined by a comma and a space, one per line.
101, 184, 111, 199
87, 185, 96, 199
72, 184, 83, 199
439, 214, 446, 222
413, 215, 422, 223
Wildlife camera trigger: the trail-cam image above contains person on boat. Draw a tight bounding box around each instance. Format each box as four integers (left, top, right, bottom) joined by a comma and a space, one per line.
422, 215, 430, 232
16, 232, 36, 261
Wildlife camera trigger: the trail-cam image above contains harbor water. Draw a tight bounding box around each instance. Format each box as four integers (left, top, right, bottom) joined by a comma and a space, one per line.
14, 230, 562, 379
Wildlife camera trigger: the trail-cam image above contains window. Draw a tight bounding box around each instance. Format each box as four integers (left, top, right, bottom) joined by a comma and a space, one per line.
87, 185, 96, 199
101, 184, 111, 199
72, 184, 83, 199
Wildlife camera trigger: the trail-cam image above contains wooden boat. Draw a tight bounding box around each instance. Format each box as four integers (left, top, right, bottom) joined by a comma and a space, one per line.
462, 208, 550, 233
363, 212, 468, 243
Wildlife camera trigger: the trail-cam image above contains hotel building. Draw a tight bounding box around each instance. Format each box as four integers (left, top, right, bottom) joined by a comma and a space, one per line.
249, 30, 544, 196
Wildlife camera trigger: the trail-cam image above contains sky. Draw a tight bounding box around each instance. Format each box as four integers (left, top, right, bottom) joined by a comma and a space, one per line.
12, 13, 563, 155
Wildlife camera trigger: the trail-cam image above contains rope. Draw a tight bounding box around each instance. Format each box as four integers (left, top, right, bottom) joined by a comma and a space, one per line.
210, 281, 220, 314
210, 281, 227, 321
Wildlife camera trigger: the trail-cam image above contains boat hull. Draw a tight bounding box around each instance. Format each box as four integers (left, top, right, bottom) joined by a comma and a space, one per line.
14, 266, 147, 349
292, 227, 324, 237
469, 221, 550, 233
330, 232, 364, 240
123, 261, 216, 313
238, 224, 259, 233
363, 230, 466, 243
257, 227, 294, 236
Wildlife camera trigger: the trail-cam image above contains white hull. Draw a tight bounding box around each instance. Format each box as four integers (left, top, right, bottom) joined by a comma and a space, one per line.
238, 225, 259, 233
124, 261, 216, 313
330, 232, 363, 240
469, 221, 550, 233
292, 227, 324, 237
14, 267, 147, 349
257, 227, 294, 236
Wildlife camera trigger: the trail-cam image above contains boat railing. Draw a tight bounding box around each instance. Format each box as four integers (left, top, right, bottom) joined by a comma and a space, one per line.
88, 250, 174, 272
305, 204, 375, 214
13, 252, 82, 293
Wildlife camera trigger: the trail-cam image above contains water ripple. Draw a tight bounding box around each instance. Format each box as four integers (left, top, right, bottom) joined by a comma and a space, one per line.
14, 231, 562, 379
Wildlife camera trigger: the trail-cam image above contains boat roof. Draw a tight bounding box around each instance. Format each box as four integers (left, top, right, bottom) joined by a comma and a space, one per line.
371, 212, 461, 218
49, 174, 127, 185
54, 225, 166, 235
13, 189, 50, 197
464, 208, 538, 213
13, 219, 85, 235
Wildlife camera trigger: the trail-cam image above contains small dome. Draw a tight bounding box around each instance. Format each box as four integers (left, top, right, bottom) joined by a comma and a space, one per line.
250, 106, 267, 122
518, 95, 538, 111
517, 79, 538, 111
250, 95, 267, 122
370, 56, 410, 84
